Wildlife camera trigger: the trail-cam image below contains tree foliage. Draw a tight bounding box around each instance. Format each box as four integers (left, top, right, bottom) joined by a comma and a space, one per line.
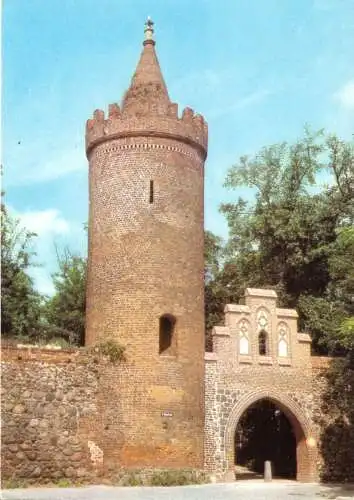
205, 130, 354, 481
319, 356, 354, 481
206, 129, 354, 355
4, 128, 353, 358
1, 196, 43, 341
44, 247, 87, 346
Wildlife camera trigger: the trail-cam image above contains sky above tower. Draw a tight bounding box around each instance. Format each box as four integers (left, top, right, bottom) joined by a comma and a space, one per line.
3, 0, 354, 295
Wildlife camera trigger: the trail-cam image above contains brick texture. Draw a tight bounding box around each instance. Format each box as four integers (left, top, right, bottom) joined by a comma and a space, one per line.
85, 32, 207, 468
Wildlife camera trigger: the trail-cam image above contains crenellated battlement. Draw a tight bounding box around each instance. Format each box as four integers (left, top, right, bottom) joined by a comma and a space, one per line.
85, 103, 208, 159
86, 17, 208, 160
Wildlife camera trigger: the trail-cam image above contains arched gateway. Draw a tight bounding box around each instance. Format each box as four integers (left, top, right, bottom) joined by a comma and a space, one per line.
204, 289, 320, 482
225, 391, 316, 481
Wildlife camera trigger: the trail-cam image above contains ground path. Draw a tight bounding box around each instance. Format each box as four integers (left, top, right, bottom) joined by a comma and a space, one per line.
3, 480, 354, 500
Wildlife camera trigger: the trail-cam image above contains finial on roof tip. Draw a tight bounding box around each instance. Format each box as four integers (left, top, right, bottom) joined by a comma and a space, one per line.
144, 17, 155, 43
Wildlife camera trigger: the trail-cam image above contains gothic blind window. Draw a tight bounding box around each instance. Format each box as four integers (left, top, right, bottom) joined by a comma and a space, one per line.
159, 314, 175, 355
278, 322, 289, 357
239, 319, 250, 355
258, 330, 268, 356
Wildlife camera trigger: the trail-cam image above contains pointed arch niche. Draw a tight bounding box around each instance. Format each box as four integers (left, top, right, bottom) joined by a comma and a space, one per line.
238, 319, 250, 356
278, 321, 290, 358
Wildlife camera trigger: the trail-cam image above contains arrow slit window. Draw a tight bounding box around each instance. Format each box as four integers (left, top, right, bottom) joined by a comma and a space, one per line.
149, 180, 154, 203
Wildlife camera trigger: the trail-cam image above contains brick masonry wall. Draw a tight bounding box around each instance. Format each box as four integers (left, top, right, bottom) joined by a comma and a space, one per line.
84, 34, 208, 470
204, 290, 331, 482
85, 123, 207, 469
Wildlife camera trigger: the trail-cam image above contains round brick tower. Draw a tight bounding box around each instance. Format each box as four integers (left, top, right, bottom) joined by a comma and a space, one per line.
85, 19, 208, 468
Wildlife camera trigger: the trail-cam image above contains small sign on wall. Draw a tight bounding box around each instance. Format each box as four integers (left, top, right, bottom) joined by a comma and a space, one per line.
161, 410, 173, 417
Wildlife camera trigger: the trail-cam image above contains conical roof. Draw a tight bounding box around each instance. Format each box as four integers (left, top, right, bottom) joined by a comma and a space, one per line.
121, 19, 171, 115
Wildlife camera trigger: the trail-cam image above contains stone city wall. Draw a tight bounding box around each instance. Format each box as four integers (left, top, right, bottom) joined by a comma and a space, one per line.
1, 347, 107, 482
1, 344, 206, 482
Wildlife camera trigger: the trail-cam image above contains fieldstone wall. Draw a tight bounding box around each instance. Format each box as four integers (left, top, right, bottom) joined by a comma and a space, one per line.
1, 347, 103, 482
2, 344, 207, 483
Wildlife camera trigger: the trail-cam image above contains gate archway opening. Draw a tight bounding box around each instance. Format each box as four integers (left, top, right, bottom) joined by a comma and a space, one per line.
235, 399, 296, 479
225, 393, 317, 482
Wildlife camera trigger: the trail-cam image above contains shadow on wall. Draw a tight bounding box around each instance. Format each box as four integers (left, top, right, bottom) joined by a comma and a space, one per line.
319, 355, 354, 482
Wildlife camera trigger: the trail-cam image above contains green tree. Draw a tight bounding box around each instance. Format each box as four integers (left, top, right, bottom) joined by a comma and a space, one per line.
212, 128, 354, 354
1, 197, 43, 341
44, 247, 86, 346
319, 355, 354, 482
204, 230, 224, 349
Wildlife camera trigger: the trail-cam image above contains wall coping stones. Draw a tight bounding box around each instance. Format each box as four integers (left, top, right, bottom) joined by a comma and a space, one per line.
1, 346, 84, 364
245, 288, 277, 298
276, 308, 299, 318
212, 326, 230, 337
224, 304, 250, 314
298, 333, 312, 343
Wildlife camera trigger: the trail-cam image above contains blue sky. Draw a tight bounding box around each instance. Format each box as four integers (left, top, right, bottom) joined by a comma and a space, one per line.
3, 0, 354, 295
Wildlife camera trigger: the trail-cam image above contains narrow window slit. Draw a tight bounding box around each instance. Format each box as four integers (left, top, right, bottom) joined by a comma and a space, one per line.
149, 180, 154, 203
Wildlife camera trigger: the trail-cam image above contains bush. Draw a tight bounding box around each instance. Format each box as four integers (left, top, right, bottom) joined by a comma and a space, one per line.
121, 473, 144, 487
55, 478, 72, 488
90, 339, 126, 363
149, 469, 209, 486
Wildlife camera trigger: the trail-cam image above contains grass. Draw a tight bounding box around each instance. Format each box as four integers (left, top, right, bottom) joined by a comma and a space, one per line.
3, 469, 210, 489
54, 478, 72, 488
2, 477, 28, 489
114, 468, 210, 487
149, 469, 209, 486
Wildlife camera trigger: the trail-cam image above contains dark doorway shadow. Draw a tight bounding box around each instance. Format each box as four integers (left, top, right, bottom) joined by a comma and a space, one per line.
235, 399, 297, 480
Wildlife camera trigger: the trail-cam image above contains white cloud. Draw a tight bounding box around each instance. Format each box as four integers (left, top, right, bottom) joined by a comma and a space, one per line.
30, 149, 86, 185
5, 147, 86, 187
334, 81, 354, 110
19, 209, 70, 236
28, 267, 56, 297
10, 207, 75, 296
